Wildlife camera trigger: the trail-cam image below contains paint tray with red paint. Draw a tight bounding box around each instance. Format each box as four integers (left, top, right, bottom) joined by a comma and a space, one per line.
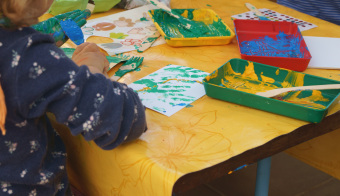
234, 19, 311, 72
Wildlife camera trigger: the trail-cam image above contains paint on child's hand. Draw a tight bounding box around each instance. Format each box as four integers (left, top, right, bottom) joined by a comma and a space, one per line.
60, 19, 85, 45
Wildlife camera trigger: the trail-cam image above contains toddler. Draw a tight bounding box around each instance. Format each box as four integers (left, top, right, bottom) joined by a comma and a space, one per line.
0, 0, 147, 195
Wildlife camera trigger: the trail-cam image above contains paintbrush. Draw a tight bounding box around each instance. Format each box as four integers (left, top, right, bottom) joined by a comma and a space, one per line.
86, 0, 95, 13
256, 84, 340, 98
245, 3, 270, 21
147, 0, 208, 33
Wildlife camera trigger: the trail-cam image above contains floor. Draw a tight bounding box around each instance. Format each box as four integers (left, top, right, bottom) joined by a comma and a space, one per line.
70, 152, 340, 196
182, 152, 340, 196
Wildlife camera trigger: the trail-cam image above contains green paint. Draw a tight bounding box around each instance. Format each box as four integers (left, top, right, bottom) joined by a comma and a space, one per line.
140, 17, 149, 21
149, 0, 157, 6
207, 4, 212, 7
152, 106, 166, 113
61, 48, 76, 58
60, 48, 130, 66
150, 9, 230, 38
171, 97, 195, 102
146, 36, 159, 42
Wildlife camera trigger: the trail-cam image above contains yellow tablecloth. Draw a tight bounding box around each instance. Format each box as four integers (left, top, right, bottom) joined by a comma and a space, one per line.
44, 0, 340, 195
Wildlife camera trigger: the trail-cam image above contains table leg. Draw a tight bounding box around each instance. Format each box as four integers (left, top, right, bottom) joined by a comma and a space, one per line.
255, 157, 272, 196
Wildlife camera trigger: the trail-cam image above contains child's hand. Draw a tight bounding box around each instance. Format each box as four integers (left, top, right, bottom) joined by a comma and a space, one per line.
72, 43, 109, 75
32, 9, 91, 47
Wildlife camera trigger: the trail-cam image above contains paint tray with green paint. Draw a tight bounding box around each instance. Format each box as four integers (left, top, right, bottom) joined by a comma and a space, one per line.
148, 8, 235, 47
203, 58, 340, 123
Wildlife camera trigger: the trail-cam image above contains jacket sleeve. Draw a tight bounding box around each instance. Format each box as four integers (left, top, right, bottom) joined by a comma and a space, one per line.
15, 33, 147, 150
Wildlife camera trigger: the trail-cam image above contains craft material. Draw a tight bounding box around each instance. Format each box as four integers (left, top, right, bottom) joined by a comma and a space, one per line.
245, 3, 270, 21
136, 31, 161, 53
232, 8, 317, 32
111, 56, 144, 81
303, 36, 340, 69
256, 84, 340, 98
60, 47, 130, 70
60, 19, 85, 45
234, 19, 311, 72
82, 5, 166, 55
203, 59, 340, 123
129, 64, 209, 116
148, 8, 235, 46
106, 54, 131, 70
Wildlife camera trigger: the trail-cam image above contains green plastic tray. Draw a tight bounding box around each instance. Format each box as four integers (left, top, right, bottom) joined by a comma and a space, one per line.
203, 58, 340, 123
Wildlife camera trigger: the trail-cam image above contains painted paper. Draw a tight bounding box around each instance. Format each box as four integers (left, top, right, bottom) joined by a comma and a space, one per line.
81, 5, 166, 55
129, 65, 209, 116
232, 9, 317, 32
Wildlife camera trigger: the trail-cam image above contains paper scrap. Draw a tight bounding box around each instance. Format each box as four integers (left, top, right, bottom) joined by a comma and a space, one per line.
304, 36, 340, 69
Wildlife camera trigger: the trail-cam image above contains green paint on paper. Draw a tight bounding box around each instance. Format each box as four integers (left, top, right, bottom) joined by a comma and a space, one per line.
129, 65, 208, 116
140, 17, 149, 21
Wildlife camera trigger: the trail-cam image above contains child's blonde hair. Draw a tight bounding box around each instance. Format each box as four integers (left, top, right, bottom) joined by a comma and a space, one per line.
0, 0, 51, 28
0, 0, 51, 135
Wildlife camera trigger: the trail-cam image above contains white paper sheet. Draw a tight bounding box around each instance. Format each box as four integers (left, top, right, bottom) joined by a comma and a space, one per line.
129, 65, 209, 116
304, 36, 340, 69
81, 5, 166, 55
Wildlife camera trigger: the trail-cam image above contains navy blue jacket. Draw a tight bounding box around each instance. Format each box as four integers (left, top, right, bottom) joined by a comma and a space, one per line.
0, 27, 147, 195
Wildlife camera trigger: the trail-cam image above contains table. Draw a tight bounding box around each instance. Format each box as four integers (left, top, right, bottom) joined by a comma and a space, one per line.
46, 0, 340, 195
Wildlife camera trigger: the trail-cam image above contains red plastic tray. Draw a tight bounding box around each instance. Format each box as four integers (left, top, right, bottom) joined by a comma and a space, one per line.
234, 19, 312, 72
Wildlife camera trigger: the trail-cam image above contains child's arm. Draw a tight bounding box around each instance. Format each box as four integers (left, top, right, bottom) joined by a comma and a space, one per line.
71, 42, 110, 75
16, 34, 147, 150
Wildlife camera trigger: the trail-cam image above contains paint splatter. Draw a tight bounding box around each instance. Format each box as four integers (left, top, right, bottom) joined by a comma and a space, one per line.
150, 9, 230, 38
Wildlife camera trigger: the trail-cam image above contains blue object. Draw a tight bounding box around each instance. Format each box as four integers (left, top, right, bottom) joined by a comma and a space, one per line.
258, 15, 270, 21
240, 31, 304, 58
255, 157, 272, 196
59, 19, 84, 45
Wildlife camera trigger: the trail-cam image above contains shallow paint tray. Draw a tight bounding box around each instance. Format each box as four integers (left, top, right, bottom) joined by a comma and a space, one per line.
203, 58, 340, 123
148, 8, 235, 47
234, 19, 311, 72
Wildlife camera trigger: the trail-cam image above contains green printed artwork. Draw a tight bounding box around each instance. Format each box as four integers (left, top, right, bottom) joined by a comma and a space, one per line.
128, 64, 209, 116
